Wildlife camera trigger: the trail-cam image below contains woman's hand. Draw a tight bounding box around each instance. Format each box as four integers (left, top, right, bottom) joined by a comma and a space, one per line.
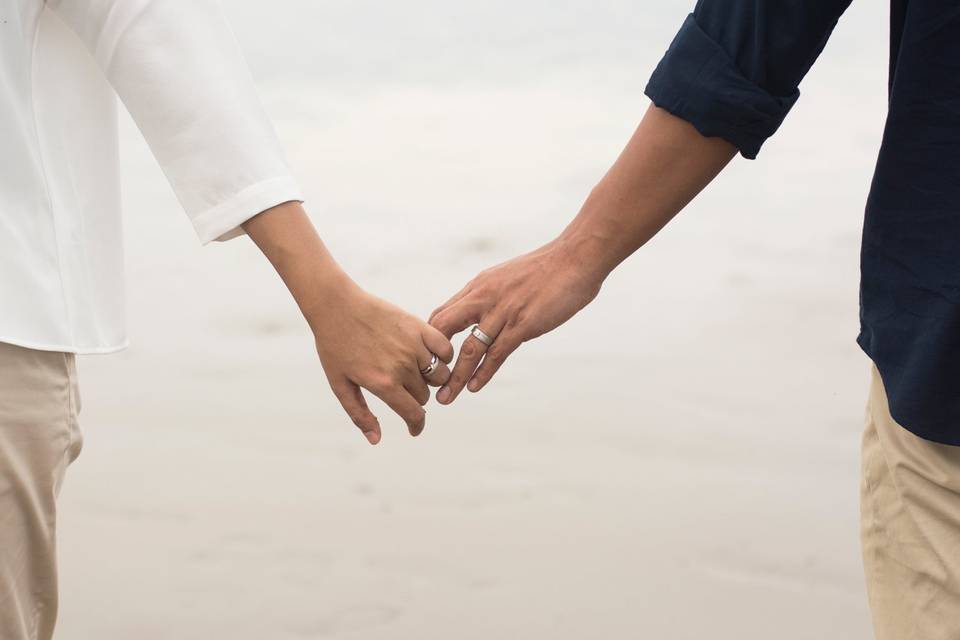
309, 282, 453, 444
242, 201, 452, 445
428, 238, 604, 404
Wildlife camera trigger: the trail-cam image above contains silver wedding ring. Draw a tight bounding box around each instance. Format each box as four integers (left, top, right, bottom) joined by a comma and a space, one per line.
470, 324, 495, 346
420, 353, 440, 377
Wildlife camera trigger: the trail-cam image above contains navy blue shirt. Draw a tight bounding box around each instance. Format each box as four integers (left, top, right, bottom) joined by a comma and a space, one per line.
645, 1, 960, 444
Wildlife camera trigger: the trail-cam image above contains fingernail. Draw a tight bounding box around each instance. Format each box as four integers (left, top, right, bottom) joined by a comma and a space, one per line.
364, 431, 380, 445
437, 387, 451, 404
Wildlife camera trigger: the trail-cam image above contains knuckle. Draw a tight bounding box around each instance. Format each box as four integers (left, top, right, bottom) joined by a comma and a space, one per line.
476, 287, 497, 305
460, 340, 480, 359
429, 312, 448, 330
367, 375, 393, 394
389, 361, 408, 379
508, 307, 528, 329
405, 323, 423, 341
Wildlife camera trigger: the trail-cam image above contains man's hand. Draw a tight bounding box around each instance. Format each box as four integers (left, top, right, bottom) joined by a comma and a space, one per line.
429, 105, 738, 405
429, 239, 604, 404
243, 202, 453, 444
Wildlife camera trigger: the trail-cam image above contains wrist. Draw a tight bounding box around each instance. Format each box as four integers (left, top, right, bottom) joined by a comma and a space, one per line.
544, 237, 609, 298
300, 268, 362, 335
554, 187, 626, 284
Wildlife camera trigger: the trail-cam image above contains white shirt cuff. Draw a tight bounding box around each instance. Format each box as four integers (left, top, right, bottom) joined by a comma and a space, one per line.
191, 176, 304, 244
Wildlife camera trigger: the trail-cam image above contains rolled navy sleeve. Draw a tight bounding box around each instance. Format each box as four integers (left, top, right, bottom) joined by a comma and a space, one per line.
645, 1, 852, 159
48, 0, 303, 243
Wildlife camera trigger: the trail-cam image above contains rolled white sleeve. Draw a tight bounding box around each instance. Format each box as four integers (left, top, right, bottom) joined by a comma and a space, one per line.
48, 0, 303, 243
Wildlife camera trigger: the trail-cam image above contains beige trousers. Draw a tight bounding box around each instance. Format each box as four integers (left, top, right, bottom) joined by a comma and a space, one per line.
0, 342, 83, 640
0, 340, 956, 639
861, 364, 960, 639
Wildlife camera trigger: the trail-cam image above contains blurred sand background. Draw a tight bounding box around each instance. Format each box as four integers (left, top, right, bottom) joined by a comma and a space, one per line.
57, 2, 888, 638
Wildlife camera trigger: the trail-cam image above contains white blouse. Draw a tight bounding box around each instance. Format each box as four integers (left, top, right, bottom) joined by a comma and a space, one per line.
1, 0, 302, 353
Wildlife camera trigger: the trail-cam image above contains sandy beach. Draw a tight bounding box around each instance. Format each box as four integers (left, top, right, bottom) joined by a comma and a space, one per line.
56, 2, 886, 637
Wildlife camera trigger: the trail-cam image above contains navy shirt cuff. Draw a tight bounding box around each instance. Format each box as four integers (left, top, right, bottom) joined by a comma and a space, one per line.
644, 14, 799, 159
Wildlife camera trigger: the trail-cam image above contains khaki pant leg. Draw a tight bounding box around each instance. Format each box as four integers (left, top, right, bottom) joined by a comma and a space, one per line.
861, 364, 960, 640
0, 342, 83, 640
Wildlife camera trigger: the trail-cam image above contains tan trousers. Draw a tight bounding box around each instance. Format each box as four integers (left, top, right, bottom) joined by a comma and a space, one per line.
0, 342, 83, 640
861, 364, 960, 639
0, 341, 957, 639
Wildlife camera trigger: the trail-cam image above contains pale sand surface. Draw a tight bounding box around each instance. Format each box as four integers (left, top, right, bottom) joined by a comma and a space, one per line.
58, 2, 886, 638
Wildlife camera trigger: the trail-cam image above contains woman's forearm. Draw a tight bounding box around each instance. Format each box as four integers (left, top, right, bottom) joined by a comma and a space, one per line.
241, 201, 356, 332
241, 201, 453, 443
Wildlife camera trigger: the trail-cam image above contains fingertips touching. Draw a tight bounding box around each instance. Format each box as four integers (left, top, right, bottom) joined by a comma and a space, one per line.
437, 318, 502, 404
436, 336, 482, 404
422, 324, 455, 364
425, 361, 452, 387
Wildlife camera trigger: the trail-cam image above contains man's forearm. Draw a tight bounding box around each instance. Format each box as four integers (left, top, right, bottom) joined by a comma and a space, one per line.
557, 105, 737, 281
429, 105, 739, 401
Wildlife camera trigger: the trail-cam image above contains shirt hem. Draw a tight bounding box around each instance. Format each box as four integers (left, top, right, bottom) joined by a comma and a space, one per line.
0, 335, 129, 356
856, 331, 960, 447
